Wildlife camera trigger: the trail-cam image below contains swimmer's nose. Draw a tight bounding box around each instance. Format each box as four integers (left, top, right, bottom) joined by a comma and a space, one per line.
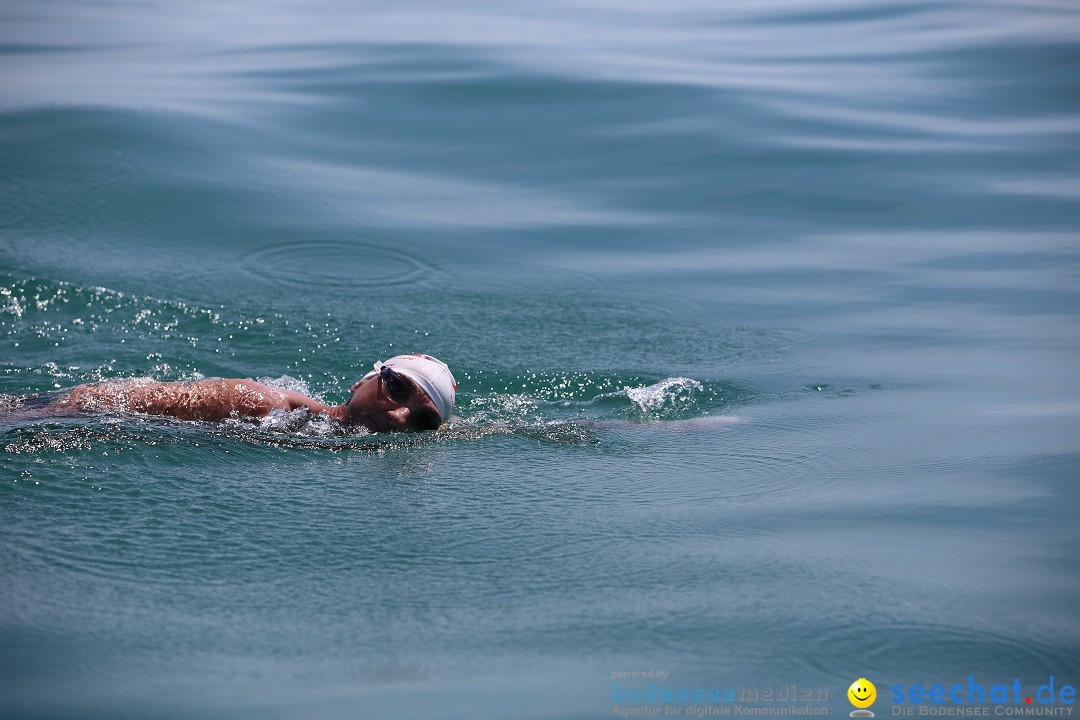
386, 406, 411, 429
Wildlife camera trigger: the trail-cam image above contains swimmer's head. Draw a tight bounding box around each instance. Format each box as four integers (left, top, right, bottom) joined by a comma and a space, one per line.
374, 354, 456, 422
345, 354, 456, 432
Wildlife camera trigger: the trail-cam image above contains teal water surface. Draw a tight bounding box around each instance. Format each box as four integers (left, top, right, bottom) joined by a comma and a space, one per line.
2, 1, 1079, 719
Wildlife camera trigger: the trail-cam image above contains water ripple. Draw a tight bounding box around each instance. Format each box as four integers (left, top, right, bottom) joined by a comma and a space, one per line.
240, 237, 440, 290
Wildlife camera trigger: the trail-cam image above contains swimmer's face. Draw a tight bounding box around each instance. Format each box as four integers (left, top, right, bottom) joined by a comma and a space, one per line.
345, 371, 442, 433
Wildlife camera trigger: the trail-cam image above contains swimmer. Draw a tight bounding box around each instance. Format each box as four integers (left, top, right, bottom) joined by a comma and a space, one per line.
38, 354, 456, 433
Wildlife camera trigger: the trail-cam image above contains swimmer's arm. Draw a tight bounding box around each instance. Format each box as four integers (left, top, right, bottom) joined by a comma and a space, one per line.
56, 379, 335, 421
245, 381, 336, 416
157, 379, 336, 420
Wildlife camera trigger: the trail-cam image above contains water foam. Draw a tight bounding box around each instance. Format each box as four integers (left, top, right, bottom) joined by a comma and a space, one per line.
625, 377, 704, 414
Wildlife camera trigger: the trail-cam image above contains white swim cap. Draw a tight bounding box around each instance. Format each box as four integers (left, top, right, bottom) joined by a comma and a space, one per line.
367, 354, 456, 422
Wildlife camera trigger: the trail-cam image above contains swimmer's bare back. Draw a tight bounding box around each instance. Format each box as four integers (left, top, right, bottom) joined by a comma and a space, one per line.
51, 378, 339, 423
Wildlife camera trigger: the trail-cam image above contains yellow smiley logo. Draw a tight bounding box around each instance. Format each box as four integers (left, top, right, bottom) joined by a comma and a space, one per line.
848, 678, 877, 709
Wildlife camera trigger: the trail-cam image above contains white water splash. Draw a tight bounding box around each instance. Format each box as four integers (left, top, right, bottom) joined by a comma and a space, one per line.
625, 377, 703, 412
458, 392, 542, 426
257, 374, 320, 400
252, 407, 346, 437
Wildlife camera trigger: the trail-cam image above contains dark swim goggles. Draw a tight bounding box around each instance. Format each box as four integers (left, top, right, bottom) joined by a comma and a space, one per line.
378, 365, 442, 431
379, 365, 412, 404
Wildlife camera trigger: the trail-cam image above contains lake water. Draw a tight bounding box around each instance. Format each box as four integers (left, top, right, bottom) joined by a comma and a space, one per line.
1, 1, 1078, 718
